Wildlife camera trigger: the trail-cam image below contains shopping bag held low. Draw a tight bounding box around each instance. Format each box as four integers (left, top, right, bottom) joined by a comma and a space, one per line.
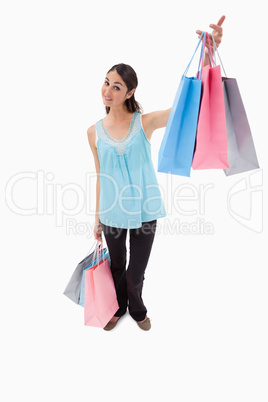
63, 241, 98, 304
78, 246, 110, 307
84, 239, 119, 328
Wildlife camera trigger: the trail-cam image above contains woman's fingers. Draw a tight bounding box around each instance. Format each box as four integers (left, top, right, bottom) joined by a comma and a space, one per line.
209, 24, 223, 35
210, 16, 225, 42
196, 15, 225, 47
216, 15, 226, 26
210, 15, 225, 33
208, 33, 220, 45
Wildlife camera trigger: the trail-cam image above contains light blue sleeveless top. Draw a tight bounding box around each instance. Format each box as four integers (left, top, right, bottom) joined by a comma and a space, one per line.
96, 111, 167, 229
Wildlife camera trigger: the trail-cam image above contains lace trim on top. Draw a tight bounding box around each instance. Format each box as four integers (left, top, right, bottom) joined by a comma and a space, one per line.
97, 111, 141, 154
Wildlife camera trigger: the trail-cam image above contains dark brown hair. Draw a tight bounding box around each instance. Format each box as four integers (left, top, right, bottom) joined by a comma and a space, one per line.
105, 63, 143, 115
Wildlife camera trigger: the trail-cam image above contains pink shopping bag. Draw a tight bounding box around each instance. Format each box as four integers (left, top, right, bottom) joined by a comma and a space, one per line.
192, 33, 229, 170
84, 240, 119, 328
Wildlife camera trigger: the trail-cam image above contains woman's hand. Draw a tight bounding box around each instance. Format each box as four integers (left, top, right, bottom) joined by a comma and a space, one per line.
93, 221, 102, 240
196, 15, 225, 50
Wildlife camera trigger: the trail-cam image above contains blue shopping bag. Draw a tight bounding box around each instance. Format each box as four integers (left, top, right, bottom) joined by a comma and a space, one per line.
78, 246, 110, 307
158, 32, 206, 177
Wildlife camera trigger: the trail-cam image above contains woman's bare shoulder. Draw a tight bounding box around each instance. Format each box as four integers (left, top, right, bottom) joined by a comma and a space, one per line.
87, 124, 97, 148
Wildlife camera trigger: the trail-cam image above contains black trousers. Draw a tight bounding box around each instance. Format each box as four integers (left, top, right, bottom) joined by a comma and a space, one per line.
101, 220, 157, 322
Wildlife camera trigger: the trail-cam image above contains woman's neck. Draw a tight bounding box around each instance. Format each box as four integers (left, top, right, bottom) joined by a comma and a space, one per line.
106, 107, 132, 122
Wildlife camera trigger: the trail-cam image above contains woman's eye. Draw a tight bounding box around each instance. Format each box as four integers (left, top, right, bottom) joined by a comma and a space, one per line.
104, 82, 120, 90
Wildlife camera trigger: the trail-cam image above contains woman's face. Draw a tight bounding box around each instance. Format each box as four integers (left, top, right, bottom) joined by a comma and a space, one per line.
101, 70, 134, 109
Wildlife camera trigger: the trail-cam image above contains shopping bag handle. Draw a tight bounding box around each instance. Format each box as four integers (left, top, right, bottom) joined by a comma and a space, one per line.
196, 32, 219, 77
91, 238, 105, 270
183, 31, 206, 78
84, 237, 103, 258
84, 240, 97, 258
211, 33, 227, 77
197, 31, 207, 79
205, 31, 215, 68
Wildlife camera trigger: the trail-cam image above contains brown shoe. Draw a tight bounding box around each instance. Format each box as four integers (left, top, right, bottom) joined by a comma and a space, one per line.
137, 317, 151, 331
103, 317, 120, 331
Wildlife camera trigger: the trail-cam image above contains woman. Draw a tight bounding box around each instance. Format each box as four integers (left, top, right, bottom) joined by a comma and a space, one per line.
87, 17, 225, 331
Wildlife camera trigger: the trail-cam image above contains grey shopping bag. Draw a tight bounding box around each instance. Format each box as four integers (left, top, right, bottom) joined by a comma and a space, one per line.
209, 34, 260, 177
222, 77, 259, 176
63, 240, 102, 304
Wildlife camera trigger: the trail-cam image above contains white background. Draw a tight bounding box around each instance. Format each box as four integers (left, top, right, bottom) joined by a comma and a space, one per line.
1, 1, 267, 401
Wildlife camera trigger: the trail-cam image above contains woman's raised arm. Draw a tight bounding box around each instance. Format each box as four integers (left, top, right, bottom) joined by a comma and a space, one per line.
142, 16, 226, 139
141, 108, 171, 141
